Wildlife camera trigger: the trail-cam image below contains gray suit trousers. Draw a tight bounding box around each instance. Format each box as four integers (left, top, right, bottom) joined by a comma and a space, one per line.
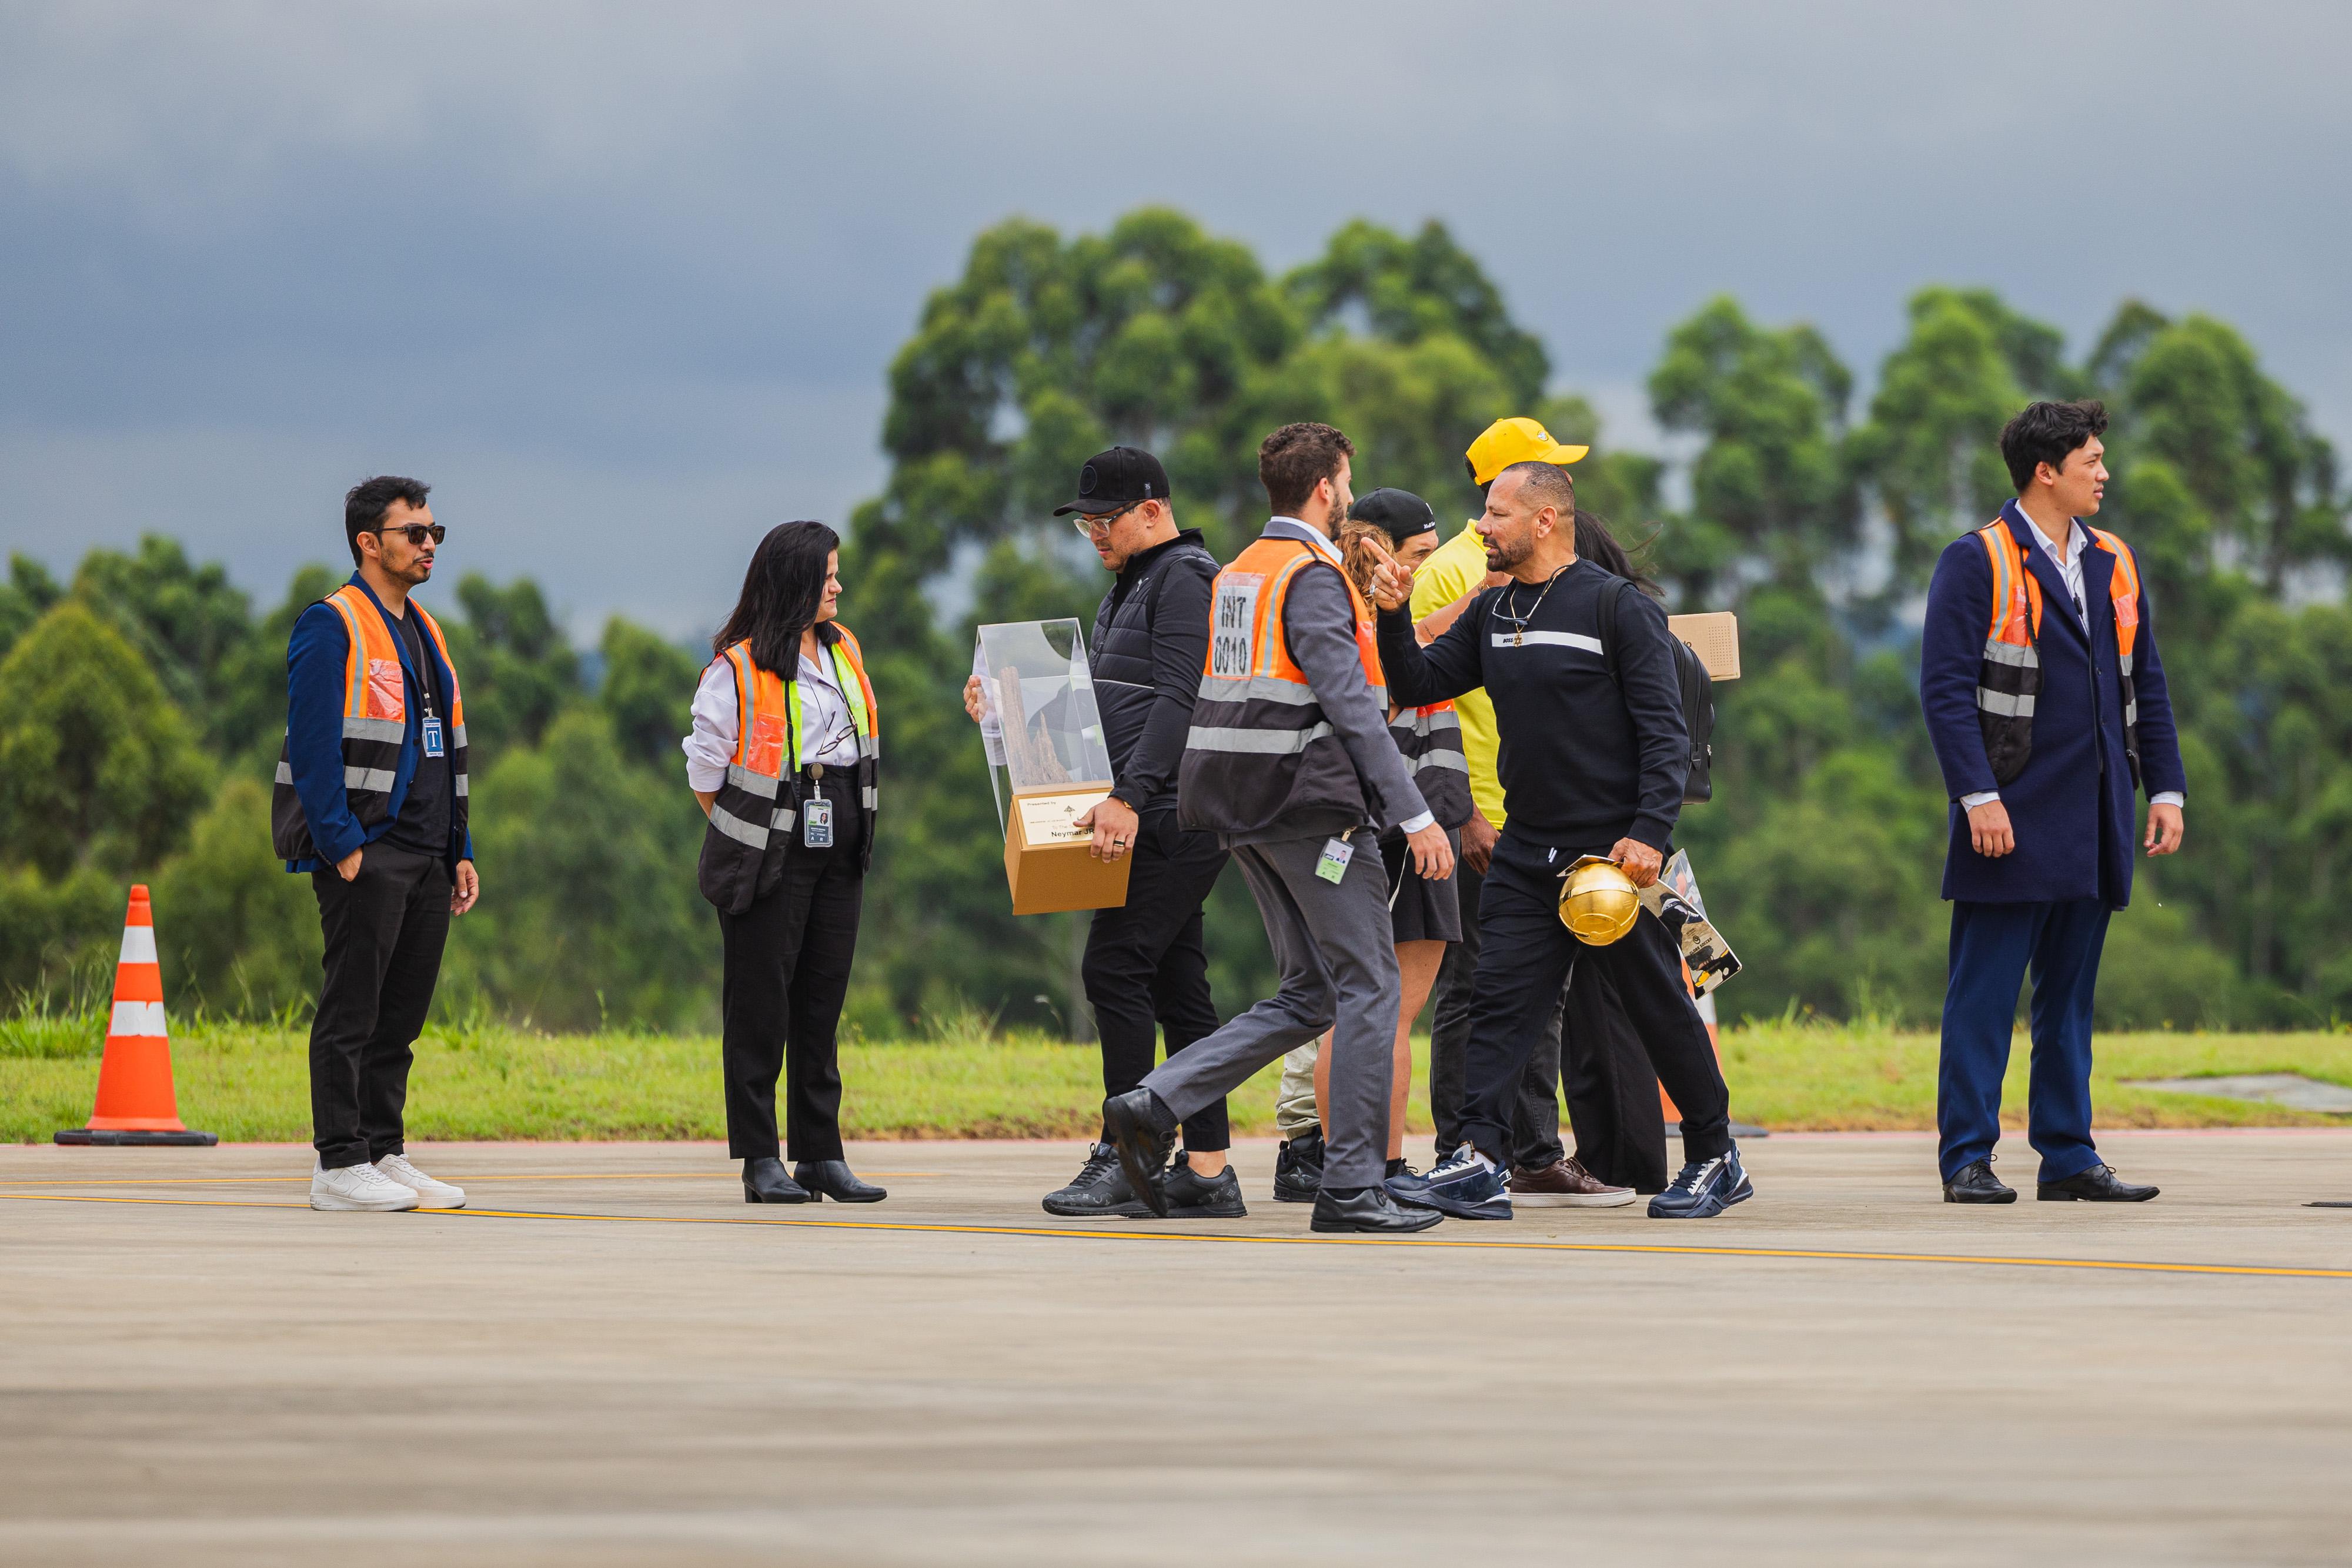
1145, 832, 1401, 1189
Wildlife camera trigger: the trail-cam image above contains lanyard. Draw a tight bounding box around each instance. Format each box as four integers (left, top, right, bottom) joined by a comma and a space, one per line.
787, 641, 867, 768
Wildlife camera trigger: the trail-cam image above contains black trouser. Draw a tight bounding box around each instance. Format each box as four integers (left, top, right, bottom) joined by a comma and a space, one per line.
719, 773, 865, 1162
1461, 846, 1730, 1168
1559, 958, 1672, 1193
309, 842, 450, 1170
1079, 805, 1230, 1151
1428, 858, 1562, 1168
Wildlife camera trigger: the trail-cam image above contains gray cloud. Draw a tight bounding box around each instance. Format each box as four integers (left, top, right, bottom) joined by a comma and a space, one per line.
4, 1, 2345, 634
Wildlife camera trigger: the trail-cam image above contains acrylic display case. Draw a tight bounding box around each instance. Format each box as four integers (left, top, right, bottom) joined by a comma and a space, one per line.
973, 618, 1131, 915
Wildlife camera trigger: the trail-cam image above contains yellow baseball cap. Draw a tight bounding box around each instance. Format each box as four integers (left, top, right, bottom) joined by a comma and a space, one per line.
1465, 416, 1590, 487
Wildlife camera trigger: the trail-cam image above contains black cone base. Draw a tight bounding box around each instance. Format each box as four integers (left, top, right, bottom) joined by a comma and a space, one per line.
54, 1129, 218, 1146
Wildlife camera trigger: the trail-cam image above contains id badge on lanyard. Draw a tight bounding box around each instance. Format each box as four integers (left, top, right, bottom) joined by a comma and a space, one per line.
422, 717, 445, 758
1315, 832, 1355, 884
803, 794, 834, 850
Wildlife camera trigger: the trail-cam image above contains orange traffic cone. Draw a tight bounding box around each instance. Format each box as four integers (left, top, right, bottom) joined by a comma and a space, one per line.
54, 885, 216, 1147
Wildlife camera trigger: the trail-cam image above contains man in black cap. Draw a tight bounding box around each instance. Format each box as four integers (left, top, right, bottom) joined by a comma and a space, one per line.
962, 446, 1240, 1218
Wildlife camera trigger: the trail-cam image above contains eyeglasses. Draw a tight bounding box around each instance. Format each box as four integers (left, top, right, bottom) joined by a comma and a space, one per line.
1070, 500, 1142, 538
373, 523, 447, 547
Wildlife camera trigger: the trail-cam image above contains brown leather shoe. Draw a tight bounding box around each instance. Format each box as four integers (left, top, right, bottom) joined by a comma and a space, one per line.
1508, 1157, 1636, 1208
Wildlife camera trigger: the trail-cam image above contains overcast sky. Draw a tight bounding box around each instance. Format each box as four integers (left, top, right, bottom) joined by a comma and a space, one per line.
3, 1, 2345, 638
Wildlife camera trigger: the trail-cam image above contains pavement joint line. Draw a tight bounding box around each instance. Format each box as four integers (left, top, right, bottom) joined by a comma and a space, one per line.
7, 1192, 2350, 1280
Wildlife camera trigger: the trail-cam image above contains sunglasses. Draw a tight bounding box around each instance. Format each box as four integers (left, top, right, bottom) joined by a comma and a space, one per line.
373, 523, 447, 547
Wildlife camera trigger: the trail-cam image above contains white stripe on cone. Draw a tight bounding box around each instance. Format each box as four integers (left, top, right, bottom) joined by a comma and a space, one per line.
108, 999, 168, 1037
118, 925, 158, 964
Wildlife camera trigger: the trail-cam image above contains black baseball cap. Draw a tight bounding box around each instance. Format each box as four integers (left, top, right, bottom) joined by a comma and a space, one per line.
1053, 446, 1170, 516
1348, 487, 1438, 546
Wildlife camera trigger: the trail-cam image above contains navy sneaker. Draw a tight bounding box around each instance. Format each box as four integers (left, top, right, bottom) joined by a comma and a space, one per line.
1391, 1145, 1511, 1221
1648, 1145, 1753, 1219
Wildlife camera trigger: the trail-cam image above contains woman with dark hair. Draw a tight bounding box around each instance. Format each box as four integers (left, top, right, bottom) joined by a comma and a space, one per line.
1268, 487, 1471, 1188
683, 520, 886, 1205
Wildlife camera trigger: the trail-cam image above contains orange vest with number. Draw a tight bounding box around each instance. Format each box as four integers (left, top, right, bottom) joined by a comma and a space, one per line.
1179, 535, 1388, 837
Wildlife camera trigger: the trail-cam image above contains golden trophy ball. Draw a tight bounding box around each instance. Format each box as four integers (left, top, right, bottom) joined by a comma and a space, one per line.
1558, 858, 1639, 945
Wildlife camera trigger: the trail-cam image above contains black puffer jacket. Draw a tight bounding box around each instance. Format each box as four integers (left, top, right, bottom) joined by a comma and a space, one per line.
1091, 529, 1218, 815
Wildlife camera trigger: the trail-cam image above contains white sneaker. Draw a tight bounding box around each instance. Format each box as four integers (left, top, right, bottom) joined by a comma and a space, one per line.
373, 1153, 466, 1209
310, 1160, 420, 1212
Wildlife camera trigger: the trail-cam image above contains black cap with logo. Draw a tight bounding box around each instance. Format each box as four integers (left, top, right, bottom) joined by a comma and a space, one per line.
1053, 446, 1171, 516
1348, 487, 1438, 546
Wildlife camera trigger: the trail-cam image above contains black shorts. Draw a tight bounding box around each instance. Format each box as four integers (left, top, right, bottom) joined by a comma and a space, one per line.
1379, 827, 1464, 945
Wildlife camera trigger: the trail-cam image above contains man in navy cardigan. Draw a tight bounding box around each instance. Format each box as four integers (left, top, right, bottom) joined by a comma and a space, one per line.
274, 476, 480, 1214
1919, 401, 2186, 1204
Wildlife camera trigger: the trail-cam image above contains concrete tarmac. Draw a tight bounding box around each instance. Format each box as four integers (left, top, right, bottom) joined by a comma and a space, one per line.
4, 1131, 2350, 1566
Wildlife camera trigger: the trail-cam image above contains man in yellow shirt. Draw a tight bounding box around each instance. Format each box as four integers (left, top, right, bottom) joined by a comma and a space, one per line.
1417, 419, 1635, 1207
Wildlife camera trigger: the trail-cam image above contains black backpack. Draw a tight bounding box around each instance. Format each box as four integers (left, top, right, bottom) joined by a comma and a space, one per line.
1596, 578, 1716, 804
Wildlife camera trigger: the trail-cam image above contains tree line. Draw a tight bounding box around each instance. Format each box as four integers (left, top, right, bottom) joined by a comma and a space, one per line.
4, 206, 2346, 1034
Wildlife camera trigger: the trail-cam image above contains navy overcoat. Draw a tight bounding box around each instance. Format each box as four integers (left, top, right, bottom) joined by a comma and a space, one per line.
1918, 503, 2187, 907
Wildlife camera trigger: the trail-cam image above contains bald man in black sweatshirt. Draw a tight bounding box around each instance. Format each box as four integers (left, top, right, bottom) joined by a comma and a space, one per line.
1374, 461, 1750, 1221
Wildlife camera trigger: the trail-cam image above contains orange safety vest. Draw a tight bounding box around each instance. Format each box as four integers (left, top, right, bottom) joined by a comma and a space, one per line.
695, 624, 881, 914
1178, 534, 1389, 838
1973, 516, 2143, 787
271, 583, 469, 862
1389, 701, 1472, 831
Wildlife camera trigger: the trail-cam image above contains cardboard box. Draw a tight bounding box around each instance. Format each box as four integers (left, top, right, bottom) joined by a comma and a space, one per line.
1667, 611, 1740, 680
1003, 787, 1132, 915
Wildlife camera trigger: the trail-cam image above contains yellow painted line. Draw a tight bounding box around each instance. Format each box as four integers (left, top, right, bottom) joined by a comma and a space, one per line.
8, 1193, 2350, 1281
0, 1171, 940, 1188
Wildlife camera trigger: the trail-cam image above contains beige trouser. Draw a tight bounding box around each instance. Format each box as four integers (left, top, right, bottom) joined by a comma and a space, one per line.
1274, 1041, 1322, 1141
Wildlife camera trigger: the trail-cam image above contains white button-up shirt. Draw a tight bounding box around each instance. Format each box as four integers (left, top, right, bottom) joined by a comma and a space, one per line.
683, 648, 861, 791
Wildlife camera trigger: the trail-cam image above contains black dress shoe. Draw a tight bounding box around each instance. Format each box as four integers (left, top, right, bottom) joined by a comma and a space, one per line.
1943, 1158, 2017, 1204
743, 1156, 813, 1204
1102, 1089, 1178, 1218
2038, 1164, 2159, 1202
793, 1159, 887, 1203
1310, 1186, 1444, 1234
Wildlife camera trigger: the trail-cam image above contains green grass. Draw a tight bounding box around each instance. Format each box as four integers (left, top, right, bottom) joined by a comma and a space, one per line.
6, 1011, 2350, 1144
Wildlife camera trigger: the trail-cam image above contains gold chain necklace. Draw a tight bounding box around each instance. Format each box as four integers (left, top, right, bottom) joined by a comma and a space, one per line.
1498, 564, 1572, 647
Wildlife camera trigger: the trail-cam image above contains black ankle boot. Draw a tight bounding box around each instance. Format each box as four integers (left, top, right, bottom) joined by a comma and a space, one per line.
744, 1156, 813, 1203
794, 1159, 887, 1203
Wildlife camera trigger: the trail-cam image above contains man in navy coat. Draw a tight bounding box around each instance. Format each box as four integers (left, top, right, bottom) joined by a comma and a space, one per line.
1919, 400, 2187, 1203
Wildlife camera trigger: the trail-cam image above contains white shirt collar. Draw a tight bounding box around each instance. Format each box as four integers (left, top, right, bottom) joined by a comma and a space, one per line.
1267, 515, 1343, 563
2012, 500, 2083, 566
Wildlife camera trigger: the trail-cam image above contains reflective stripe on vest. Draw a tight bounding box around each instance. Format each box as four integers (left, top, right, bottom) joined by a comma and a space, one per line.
1177, 535, 1389, 837
1389, 701, 1472, 830
1972, 517, 2143, 787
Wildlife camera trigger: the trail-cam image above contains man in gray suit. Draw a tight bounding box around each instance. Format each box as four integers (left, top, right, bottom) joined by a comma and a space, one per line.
1101, 422, 1451, 1234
